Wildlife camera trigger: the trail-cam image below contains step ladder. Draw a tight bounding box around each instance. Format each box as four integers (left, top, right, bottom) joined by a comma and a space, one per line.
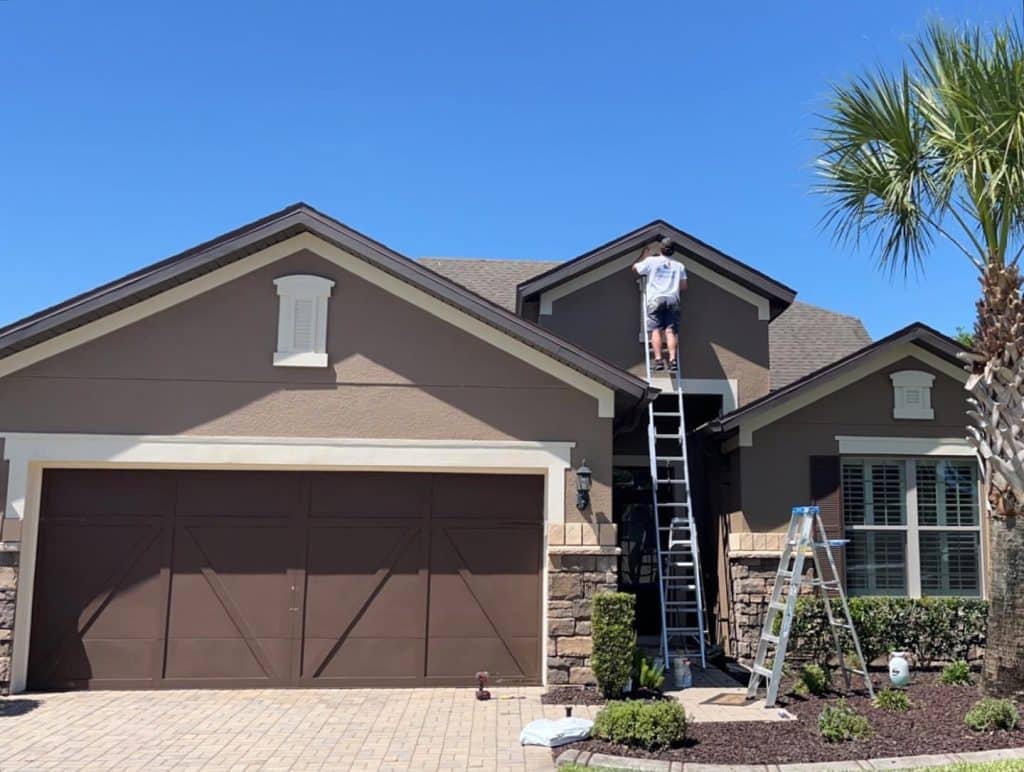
746, 506, 875, 707
638, 280, 708, 670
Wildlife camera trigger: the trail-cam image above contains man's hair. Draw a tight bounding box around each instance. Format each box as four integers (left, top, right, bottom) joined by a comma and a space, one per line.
659, 237, 674, 255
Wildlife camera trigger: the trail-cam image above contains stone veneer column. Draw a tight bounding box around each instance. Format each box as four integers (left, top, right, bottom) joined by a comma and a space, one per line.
727, 533, 814, 664
546, 522, 619, 686
0, 545, 18, 696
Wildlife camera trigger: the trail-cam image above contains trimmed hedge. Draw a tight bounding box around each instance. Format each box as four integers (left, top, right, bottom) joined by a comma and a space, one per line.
787, 596, 987, 668
592, 592, 636, 698
593, 699, 687, 749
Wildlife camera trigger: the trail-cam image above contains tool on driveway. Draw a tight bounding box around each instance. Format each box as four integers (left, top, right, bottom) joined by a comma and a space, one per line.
475, 671, 491, 700
745, 506, 874, 707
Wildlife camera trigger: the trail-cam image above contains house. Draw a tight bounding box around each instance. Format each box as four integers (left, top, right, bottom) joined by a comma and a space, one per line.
0, 204, 979, 694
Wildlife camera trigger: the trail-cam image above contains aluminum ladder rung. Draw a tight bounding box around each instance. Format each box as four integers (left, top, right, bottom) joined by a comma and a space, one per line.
761, 633, 780, 645
654, 456, 686, 462
652, 411, 680, 417
658, 502, 689, 508
656, 478, 687, 484
753, 665, 774, 679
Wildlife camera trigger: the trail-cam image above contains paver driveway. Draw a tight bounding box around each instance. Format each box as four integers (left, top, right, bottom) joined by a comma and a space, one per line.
0, 687, 599, 771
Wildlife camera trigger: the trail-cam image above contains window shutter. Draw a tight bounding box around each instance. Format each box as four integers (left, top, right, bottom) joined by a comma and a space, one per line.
810, 455, 845, 586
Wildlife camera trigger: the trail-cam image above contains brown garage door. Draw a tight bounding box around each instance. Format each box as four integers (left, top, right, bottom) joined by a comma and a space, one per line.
28, 469, 542, 690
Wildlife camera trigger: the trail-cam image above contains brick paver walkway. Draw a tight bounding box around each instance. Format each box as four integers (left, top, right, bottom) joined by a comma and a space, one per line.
0, 687, 598, 771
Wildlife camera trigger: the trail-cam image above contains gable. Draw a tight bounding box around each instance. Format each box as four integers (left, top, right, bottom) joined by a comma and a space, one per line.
0, 208, 656, 417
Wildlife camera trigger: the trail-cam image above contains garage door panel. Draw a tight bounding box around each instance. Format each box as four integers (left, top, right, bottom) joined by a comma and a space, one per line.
76, 637, 158, 681
163, 637, 292, 681
431, 474, 543, 521
175, 470, 306, 518
302, 636, 424, 682
39, 469, 176, 518
309, 472, 432, 518
426, 636, 537, 681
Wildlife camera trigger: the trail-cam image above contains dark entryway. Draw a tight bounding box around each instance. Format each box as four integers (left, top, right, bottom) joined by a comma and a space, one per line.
28, 469, 543, 691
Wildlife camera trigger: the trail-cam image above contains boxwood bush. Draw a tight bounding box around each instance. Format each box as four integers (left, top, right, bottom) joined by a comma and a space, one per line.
593, 699, 687, 749
818, 699, 871, 742
965, 698, 1020, 732
591, 592, 636, 698
788, 597, 987, 668
873, 688, 911, 712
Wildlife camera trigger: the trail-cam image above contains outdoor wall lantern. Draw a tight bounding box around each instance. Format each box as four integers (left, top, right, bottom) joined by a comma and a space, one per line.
575, 460, 592, 511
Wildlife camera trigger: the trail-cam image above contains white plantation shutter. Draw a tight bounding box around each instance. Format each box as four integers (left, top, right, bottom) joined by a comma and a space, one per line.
292, 298, 315, 350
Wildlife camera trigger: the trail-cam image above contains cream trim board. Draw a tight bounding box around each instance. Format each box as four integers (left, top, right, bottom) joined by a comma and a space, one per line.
738, 344, 968, 447
835, 435, 974, 457
646, 377, 739, 413
538, 253, 771, 320
0, 233, 616, 418
2, 432, 573, 694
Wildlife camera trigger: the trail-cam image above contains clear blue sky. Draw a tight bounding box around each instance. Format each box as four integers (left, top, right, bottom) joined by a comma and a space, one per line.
1, 1, 1016, 338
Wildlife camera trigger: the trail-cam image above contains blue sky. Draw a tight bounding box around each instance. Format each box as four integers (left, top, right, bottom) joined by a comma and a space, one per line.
0, 1, 1016, 338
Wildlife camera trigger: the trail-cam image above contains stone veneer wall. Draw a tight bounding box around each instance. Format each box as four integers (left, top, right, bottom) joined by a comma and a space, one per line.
546, 522, 618, 686
0, 547, 18, 695
727, 533, 813, 664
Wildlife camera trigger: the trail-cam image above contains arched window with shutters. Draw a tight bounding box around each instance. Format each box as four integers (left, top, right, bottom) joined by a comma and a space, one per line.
272, 275, 335, 367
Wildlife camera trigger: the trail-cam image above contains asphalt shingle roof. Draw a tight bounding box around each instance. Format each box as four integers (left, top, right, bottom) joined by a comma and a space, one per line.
768, 301, 872, 389
418, 258, 560, 311
419, 258, 872, 389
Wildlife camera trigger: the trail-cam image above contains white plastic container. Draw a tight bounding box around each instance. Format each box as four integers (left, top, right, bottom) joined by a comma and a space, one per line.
673, 656, 693, 689
889, 651, 910, 687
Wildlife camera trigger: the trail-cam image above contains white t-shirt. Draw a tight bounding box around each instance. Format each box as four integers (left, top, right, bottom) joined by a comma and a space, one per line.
635, 256, 686, 304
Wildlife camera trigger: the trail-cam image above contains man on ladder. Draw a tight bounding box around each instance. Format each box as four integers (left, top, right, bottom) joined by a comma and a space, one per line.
633, 238, 687, 372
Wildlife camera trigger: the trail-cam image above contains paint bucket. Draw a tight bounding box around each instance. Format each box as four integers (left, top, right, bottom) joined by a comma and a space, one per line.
889, 652, 910, 687
673, 656, 693, 689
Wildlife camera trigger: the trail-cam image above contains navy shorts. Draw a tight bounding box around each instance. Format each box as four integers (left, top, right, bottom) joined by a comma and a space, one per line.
646, 298, 680, 332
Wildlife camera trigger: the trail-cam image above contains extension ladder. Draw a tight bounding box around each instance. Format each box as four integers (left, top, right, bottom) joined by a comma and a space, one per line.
746, 506, 875, 707
639, 280, 708, 671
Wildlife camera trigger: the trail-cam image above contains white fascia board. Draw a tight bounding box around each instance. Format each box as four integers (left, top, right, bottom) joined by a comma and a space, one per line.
835, 435, 974, 456
646, 376, 739, 413
2, 432, 573, 694
737, 344, 967, 447
538, 253, 771, 320
0, 233, 616, 418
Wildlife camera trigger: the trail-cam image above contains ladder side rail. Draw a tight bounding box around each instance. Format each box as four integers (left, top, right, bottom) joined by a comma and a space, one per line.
671, 373, 708, 668
745, 512, 803, 699
765, 513, 814, 707
813, 512, 875, 699
639, 278, 672, 668
810, 544, 853, 692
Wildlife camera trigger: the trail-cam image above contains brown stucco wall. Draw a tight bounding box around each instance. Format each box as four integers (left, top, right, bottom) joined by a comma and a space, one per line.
0, 250, 613, 526
536, 250, 771, 405
734, 355, 967, 533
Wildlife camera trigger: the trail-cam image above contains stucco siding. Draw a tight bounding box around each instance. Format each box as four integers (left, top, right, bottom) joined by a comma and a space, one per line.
735, 356, 967, 533
537, 250, 771, 405
0, 250, 613, 525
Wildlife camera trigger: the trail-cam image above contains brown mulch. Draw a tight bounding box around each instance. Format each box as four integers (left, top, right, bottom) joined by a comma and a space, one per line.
542, 686, 671, 706
561, 670, 1024, 766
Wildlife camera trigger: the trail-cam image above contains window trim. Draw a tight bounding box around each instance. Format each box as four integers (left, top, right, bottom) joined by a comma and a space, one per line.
842, 456, 984, 598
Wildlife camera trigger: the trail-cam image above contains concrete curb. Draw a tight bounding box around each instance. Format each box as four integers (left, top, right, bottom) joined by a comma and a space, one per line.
555, 745, 1024, 770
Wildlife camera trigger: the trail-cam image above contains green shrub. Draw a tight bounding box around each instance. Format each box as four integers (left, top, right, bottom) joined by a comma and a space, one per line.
940, 660, 973, 686
636, 656, 665, 691
593, 699, 687, 749
873, 688, 911, 712
818, 699, 871, 742
791, 678, 811, 698
965, 698, 1020, 732
592, 593, 636, 698
800, 663, 829, 696
789, 597, 988, 668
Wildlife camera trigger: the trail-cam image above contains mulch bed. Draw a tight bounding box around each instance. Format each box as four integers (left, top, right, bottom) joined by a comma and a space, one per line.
560, 670, 1024, 766
542, 686, 670, 706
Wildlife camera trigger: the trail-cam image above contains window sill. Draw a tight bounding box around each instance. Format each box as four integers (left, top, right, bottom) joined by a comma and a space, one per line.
273, 351, 328, 368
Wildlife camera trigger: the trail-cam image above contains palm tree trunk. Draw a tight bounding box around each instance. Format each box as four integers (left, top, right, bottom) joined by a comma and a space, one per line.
967, 264, 1024, 699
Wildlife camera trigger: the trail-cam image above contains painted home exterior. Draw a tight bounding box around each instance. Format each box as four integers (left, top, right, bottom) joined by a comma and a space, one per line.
0, 204, 978, 694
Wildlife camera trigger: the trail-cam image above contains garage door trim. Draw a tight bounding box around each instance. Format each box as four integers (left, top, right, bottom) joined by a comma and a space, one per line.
1, 432, 574, 694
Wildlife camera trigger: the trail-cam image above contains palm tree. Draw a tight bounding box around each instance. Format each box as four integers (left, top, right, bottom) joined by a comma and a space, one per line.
815, 18, 1024, 697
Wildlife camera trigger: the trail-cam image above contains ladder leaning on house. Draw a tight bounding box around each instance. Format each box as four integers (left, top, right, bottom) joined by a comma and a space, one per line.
638, 279, 708, 670
745, 506, 875, 707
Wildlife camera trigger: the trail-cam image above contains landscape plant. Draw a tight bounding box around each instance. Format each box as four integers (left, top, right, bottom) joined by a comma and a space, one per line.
873, 687, 912, 712
631, 648, 666, 692
818, 699, 871, 742
815, 16, 1024, 697
592, 699, 687, 750
964, 697, 1021, 732
591, 592, 636, 698
941, 660, 974, 686
799, 663, 830, 696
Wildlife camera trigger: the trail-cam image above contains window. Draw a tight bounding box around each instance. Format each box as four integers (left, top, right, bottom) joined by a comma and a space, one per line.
842, 457, 981, 597
273, 275, 334, 367
890, 370, 935, 419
